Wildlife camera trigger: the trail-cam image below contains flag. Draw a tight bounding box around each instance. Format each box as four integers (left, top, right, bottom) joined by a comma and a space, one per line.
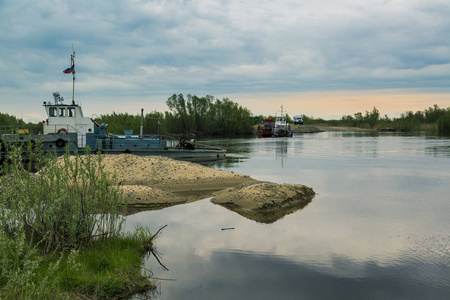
63, 66, 74, 74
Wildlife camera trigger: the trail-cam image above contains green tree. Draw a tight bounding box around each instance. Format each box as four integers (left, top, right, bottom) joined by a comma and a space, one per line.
96, 112, 140, 134
424, 104, 446, 123
165, 94, 253, 135
166, 94, 194, 134
143, 111, 164, 135
437, 109, 450, 135
364, 107, 380, 128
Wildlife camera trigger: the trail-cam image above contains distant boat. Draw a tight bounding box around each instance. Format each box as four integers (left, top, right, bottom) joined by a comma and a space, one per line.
273, 115, 293, 137
257, 105, 293, 138
257, 118, 275, 138
1, 52, 226, 163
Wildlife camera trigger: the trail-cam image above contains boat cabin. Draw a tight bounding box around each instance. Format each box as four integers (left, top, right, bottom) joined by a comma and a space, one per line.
42, 92, 95, 147
273, 116, 293, 137
274, 116, 288, 130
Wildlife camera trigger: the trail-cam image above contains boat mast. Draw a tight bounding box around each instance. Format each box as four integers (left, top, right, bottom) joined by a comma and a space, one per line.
71, 51, 75, 105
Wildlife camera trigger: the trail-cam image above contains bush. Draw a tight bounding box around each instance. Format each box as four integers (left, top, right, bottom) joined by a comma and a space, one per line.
0, 142, 125, 298
437, 111, 450, 135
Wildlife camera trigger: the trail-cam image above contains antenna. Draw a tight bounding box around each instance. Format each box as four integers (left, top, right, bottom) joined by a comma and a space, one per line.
71, 50, 76, 105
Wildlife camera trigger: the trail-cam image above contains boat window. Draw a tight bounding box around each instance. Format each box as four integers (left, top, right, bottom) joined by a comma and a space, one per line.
68, 107, 75, 117
49, 107, 57, 117
59, 108, 65, 117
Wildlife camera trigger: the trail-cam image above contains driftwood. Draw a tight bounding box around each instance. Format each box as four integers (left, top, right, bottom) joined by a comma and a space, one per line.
141, 224, 169, 271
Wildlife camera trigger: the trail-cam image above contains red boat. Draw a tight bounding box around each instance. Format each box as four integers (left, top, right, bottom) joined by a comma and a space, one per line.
257, 118, 274, 138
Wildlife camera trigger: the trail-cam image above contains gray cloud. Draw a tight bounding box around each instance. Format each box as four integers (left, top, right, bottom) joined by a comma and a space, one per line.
1, 0, 449, 120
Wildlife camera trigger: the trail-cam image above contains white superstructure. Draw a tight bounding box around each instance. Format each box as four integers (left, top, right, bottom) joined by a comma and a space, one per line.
42, 92, 94, 147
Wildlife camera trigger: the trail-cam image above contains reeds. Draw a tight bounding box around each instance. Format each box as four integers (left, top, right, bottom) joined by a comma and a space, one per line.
0, 142, 156, 299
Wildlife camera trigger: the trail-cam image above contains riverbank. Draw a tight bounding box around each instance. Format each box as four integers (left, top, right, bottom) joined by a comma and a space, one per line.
315, 124, 375, 131
291, 124, 375, 133
56, 154, 315, 215
254, 124, 375, 134
96, 154, 255, 209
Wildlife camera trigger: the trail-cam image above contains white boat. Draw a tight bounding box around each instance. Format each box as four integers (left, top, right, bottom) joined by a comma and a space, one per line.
1, 52, 226, 163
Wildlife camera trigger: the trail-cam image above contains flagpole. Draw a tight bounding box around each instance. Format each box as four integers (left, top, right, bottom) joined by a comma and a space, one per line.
71, 51, 75, 105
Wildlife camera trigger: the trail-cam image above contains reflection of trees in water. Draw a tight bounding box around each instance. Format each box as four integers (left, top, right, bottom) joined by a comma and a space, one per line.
338, 132, 380, 157
426, 145, 450, 157
200, 136, 306, 169
199, 137, 256, 168
205, 156, 245, 168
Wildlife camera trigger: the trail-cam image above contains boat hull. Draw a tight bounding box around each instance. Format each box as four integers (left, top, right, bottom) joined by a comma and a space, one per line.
100, 148, 226, 162
0, 134, 226, 163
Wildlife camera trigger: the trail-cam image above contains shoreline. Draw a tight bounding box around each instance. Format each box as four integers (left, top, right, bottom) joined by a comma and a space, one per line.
56, 154, 315, 215
254, 124, 375, 134
291, 124, 375, 133
121, 177, 256, 210
65, 154, 255, 210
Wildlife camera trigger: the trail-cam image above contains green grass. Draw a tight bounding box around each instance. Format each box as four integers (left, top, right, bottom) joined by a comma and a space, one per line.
58, 233, 155, 299
0, 142, 158, 299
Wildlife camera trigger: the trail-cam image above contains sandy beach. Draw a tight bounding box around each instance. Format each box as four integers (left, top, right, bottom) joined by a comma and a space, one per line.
56, 154, 315, 213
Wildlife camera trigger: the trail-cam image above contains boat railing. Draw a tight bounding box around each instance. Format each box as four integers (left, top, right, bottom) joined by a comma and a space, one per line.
159, 135, 200, 148
100, 133, 168, 149
0, 123, 90, 137
0, 124, 42, 135
162, 135, 180, 148
44, 124, 82, 135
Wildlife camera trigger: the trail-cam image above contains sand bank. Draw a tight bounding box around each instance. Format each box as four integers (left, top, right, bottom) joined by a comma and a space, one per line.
57, 154, 315, 218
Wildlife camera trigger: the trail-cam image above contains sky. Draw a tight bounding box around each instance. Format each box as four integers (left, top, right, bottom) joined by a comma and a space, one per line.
1, 0, 450, 123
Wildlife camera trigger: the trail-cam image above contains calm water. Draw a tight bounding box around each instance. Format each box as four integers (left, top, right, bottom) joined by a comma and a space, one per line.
127, 131, 450, 300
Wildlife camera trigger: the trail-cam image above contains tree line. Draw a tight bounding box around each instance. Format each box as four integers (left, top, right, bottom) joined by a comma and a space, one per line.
2, 100, 450, 136
95, 94, 255, 136
165, 94, 254, 135
302, 105, 450, 134
0, 112, 41, 134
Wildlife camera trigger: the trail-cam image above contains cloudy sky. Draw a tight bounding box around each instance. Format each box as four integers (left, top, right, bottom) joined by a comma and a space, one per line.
1, 0, 450, 122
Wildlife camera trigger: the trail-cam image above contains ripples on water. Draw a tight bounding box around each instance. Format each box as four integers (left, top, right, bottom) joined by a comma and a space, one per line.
128, 132, 450, 300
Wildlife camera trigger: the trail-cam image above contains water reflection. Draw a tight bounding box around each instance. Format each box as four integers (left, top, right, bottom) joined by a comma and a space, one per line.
128, 133, 450, 299
129, 196, 450, 300
203, 132, 450, 161
176, 250, 450, 300
426, 145, 450, 157
212, 196, 312, 224
207, 154, 246, 168
275, 140, 288, 157
424, 136, 450, 157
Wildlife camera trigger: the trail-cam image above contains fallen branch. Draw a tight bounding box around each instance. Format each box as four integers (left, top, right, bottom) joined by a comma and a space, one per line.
150, 247, 169, 271
149, 224, 167, 243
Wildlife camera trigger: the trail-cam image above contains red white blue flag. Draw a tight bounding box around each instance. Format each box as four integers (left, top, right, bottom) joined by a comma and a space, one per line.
63, 66, 74, 74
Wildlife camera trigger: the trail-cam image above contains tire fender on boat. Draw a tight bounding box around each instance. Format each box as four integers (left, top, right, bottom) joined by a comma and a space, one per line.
55, 138, 66, 148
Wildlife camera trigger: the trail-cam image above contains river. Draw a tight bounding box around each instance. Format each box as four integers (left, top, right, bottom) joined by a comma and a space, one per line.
127, 131, 450, 300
